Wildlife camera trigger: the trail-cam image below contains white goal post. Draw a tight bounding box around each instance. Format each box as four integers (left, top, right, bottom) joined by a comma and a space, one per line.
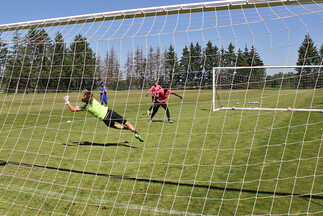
213, 65, 323, 112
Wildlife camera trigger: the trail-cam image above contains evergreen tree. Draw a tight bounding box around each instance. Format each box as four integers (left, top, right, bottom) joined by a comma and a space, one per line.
178, 45, 190, 84
24, 29, 52, 92
204, 41, 219, 83
5, 31, 26, 93
68, 34, 96, 90
236, 48, 248, 67
234, 48, 249, 88
52, 32, 69, 91
0, 35, 9, 89
223, 42, 236, 67
296, 34, 321, 88
297, 34, 320, 70
248, 45, 265, 89
164, 44, 179, 84
191, 42, 203, 82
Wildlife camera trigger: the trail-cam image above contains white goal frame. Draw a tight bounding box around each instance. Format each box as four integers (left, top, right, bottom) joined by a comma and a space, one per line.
212, 65, 323, 112
1, 0, 323, 31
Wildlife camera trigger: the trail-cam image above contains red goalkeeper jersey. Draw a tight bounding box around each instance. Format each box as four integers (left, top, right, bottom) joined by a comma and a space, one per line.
156, 89, 173, 103
149, 84, 162, 96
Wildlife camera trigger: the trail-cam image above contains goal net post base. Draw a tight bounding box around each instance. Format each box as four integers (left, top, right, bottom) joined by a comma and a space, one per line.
214, 106, 323, 112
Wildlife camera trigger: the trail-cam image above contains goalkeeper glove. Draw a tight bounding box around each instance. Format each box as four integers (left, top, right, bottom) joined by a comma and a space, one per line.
64, 96, 70, 104
146, 93, 149, 97
179, 96, 183, 100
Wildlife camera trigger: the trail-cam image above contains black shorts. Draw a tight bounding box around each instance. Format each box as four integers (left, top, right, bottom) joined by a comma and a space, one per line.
103, 109, 127, 127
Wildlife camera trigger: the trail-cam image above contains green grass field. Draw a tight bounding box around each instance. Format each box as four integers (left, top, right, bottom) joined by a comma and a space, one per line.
0, 89, 322, 215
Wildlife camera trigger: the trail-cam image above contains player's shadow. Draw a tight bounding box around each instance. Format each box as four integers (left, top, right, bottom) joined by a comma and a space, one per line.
62, 141, 137, 148
149, 120, 164, 123
1, 160, 323, 204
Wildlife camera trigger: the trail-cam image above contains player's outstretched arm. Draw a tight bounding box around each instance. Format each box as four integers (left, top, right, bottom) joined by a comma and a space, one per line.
171, 92, 183, 100
64, 96, 81, 112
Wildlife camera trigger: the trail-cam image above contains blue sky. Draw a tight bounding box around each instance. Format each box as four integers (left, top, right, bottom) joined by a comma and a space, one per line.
0, 0, 208, 25
0, 0, 322, 67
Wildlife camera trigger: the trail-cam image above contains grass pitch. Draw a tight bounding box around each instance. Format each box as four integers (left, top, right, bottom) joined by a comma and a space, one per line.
0, 89, 322, 215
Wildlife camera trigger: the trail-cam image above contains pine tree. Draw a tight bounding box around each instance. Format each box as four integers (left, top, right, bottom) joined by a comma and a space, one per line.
68, 34, 96, 90
248, 45, 265, 89
0, 34, 9, 90
5, 31, 26, 93
296, 34, 320, 72
191, 42, 203, 82
164, 44, 179, 84
178, 45, 190, 84
24, 29, 52, 92
234, 48, 249, 88
204, 41, 219, 84
223, 43, 236, 67
52, 32, 69, 91
296, 34, 321, 88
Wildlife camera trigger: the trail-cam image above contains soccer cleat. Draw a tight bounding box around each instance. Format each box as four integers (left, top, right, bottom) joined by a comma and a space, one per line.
168, 120, 173, 123
149, 119, 153, 123
147, 110, 150, 116
135, 134, 144, 142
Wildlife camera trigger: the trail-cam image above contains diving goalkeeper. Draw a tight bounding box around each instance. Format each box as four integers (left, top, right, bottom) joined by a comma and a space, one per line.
64, 90, 144, 142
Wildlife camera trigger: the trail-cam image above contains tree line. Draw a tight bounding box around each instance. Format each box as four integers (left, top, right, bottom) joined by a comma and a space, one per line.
0, 29, 322, 93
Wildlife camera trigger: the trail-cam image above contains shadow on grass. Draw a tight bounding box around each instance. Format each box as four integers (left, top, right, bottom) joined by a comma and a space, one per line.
62, 141, 137, 148
0, 160, 322, 201
150, 120, 169, 123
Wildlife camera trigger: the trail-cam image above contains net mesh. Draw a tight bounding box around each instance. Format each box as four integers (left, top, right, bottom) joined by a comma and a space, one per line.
0, 1, 323, 215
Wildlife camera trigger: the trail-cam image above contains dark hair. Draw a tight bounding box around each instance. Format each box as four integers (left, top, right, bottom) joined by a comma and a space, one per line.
83, 91, 93, 103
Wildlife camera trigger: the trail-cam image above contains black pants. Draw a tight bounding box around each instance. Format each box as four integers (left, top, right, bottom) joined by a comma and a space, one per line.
149, 96, 156, 111
150, 102, 170, 121
103, 109, 127, 127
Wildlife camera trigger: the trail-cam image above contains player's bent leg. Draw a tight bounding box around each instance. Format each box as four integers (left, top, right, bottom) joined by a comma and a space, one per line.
124, 121, 135, 131
150, 103, 160, 121
161, 103, 172, 123
113, 124, 124, 130
124, 121, 144, 142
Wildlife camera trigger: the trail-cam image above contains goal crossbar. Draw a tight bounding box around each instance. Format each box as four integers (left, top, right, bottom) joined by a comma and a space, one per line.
1, 0, 322, 31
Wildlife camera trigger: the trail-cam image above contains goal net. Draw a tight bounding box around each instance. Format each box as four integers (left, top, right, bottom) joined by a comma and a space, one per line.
0, 0, 323, 215
213, 65, 323, 112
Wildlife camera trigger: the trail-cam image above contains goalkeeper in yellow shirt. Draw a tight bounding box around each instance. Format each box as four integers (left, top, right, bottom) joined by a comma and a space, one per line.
64, 90, 144, 142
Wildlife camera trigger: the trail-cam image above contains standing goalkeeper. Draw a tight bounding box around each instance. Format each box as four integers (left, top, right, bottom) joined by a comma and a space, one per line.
149, 85, 182, 123
64, 90, 144, 142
